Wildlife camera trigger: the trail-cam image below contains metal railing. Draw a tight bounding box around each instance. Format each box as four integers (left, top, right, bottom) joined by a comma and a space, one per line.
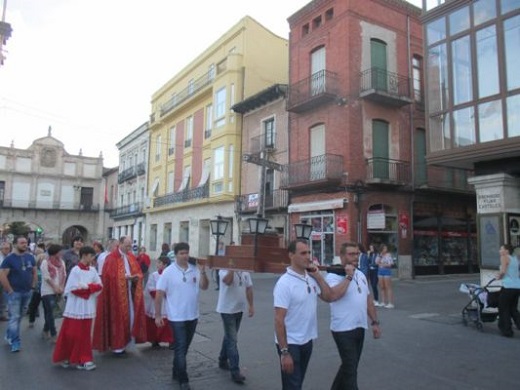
287, 70, 340, 111
0, 199, 100, 211
118, 166, 137, 183
204, 129, 212, 139
415, 164, 474, 192
249, 133, 276, 154
237, 189, 289, 213
360, 68, 410, 98
153, 182, 209, 207
281, 154, 344, 188
136, 162, 146, 176
366, 157, 410, 183
160, 70, 215, 117
109, 202, 143, 218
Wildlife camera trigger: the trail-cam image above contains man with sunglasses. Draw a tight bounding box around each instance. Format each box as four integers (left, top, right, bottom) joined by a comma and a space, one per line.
325, 242, 381, 390
274, 239, 334, 390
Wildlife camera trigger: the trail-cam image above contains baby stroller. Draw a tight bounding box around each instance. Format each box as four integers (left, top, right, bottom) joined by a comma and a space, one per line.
460, 278, 501, 331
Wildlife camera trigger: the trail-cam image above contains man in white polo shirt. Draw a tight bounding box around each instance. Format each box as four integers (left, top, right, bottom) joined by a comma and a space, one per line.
216, 269, 254, 384
326, 242, 381, 390
154, 242, 209, 390
274, 239, 334, 390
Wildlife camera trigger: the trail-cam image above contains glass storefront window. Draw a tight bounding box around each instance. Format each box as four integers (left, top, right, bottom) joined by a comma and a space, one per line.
429, 113, 451, 151
505, 15, 520, 91
301, 213, 335, 265
453, 106, 475, 147
449, 6, 470, 35
452, 35, 472, 105
427, 43, 449, 113
427, 17, 446, 45
477, 26, 499, 98
501, 0, 520, 14
507, 94, 520, 137
478, 99, 503, 142
474, 0, 496, 26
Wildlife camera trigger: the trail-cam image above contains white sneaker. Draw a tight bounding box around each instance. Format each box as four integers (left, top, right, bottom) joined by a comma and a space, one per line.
77, 362, 96, 371
374, 301, 382, 307
385, 303, 395, 309
61, 360, 70, 368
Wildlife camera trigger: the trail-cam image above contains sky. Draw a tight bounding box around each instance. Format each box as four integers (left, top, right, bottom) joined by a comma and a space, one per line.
0, 0, 422, 168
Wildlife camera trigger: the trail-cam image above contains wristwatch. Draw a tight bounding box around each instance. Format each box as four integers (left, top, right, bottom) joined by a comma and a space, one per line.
346, 275, 353, 281
371, 320, 380, 326
280, 347, 290, 355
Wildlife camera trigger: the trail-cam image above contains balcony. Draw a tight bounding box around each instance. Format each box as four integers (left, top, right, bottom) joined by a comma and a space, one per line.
109, 202, 144, 219
0, 199, 99, 211
136, 162, 146, 176
236, 189, 289, 213
415, 164, 474, 193
359, 68, 412, 107
280, 154, 344, 190
365, 158, 411, 185
287, 70, 340, 113
160, 70, 214, 117
153, 182, 209, 208
249, 133, 276, 154
118, 166, 137, 184
204, 129, 212, 139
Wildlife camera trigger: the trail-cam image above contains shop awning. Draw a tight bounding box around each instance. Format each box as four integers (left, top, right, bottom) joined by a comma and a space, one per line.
288, 198, 346, 213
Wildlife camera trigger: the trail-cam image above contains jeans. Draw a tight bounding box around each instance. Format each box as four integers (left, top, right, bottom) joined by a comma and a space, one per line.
0, 286, 7, 317
219, 312, 243, 374
498, 287, 520, 335
27, 291, 41, 323
276, 340, 313, 390
331, 328, 365, 390
41, 294, 57, 336
6, 291, 32, 347
169, 319, 198, 384
368, 268, 379, 301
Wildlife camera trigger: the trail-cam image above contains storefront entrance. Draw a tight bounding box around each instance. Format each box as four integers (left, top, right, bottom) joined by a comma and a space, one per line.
300, 211, 335, 265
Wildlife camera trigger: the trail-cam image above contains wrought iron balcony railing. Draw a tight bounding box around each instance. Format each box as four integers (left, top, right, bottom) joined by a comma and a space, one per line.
287, 70, 340, 113
109, 202, 144, 218
118, 166, 137, 183
160, 70, 215, 117
236, 189, 289, 213
136, 162, 146, 176
153, 182, 209, 208
0, 199, 99, 211
280, 154, 344, 190
415, 164, 474, 192
365, 158, 410, 185
359, 68, 412, 107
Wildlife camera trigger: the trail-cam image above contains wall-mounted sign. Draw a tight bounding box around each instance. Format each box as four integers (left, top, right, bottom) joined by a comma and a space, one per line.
336, 216, 347, 235
476, 189, 503, 213
367, 209, 385, 229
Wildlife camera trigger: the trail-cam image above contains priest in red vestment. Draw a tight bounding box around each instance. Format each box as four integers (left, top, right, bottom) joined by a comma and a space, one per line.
93, 236, 147, 353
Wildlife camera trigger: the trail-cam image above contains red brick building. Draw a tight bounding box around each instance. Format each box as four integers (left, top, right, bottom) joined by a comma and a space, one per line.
283, 0, 476, 277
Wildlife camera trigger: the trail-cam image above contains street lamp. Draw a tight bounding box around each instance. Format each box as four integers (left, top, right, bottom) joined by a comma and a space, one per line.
294, 222, 313, 240
248, 214, 268, 256
210, 216, 229, 255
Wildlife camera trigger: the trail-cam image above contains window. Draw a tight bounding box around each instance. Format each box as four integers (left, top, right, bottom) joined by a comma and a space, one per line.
453, 106, 475, 147
230, 83, 235, 107
427, 17, 446, 45
214, 146, 225, 181
80, 187, 93, 210
0, 181, 4, 207
502, 0, 520, 14
228, 145, 234, 179
311, 47, 326, 95
429, 113, 451, 152
302, 23, 310, 36
449, 6, 469, 35
185, 116, 193, 148
198, 159, 211, 186
313, 15, 322, 29
169, 126, 175, 156
473, 0, 496, 26
179, 166, 191, 191
215, 87, 226, 127
208, 63, 216, 80
217, 59, 227, 75
505, 15, 520, 91
150, 224, 157, 251
206, 104, 213, 134
412, 56, 423, 103
507, 94, 520, 138
452, 36, 472, 105
478, 99, 503, 143
310, 124, 325, 180
155, 135, 162, 162
476, 26, 499, 99
325, 8, 334, 21
427, 43, 449, 113
264, 118, 275, 148
188, 79, 194, 95
167, 171, 174, 193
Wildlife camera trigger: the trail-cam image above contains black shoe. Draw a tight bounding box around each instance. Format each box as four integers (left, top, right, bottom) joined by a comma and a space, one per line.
219, 359, 230, 370
172, 369, 178, 381
151, 342, 160, 348
231, 372, 246, 384
169, 343, 175, 350
179, 383, 191, 390
501, 331, 514, 338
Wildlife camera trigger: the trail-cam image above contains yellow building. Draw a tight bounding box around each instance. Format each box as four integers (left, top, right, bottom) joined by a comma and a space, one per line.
146, 16, 288, 258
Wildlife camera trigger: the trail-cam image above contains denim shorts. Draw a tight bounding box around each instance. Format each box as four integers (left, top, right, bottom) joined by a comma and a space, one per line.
378, 268, 392, 277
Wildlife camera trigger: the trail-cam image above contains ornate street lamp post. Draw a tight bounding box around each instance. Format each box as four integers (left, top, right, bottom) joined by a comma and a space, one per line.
248, 214, 268, 256
210, 216, 229, 256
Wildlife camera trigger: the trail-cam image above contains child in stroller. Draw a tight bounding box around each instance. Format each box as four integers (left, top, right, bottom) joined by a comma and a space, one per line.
460, 278, 501, 331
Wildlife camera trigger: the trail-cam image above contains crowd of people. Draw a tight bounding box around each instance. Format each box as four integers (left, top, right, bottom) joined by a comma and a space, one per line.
2, 234, 519, 389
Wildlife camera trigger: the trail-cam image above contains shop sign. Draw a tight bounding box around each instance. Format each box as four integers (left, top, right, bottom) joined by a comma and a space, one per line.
247, 193, 259, 208
399, 211, 409, 238
477, 189, 503, 213
367, 209, 385, 229
336, 216, 348, 235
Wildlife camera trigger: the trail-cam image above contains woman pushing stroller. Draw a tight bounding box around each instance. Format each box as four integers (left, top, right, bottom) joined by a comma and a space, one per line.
496, 244, 520, 338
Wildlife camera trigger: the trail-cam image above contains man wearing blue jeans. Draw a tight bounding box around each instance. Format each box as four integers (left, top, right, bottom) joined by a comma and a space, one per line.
0, 236, 37, 352
155, 242, 208, 390
274, 240, 334, 390
325, 242, 381, 390
216, 269, 254, 383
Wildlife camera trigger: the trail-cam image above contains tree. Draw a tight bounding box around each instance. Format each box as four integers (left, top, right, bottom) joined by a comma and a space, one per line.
6, 221, 31, 237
